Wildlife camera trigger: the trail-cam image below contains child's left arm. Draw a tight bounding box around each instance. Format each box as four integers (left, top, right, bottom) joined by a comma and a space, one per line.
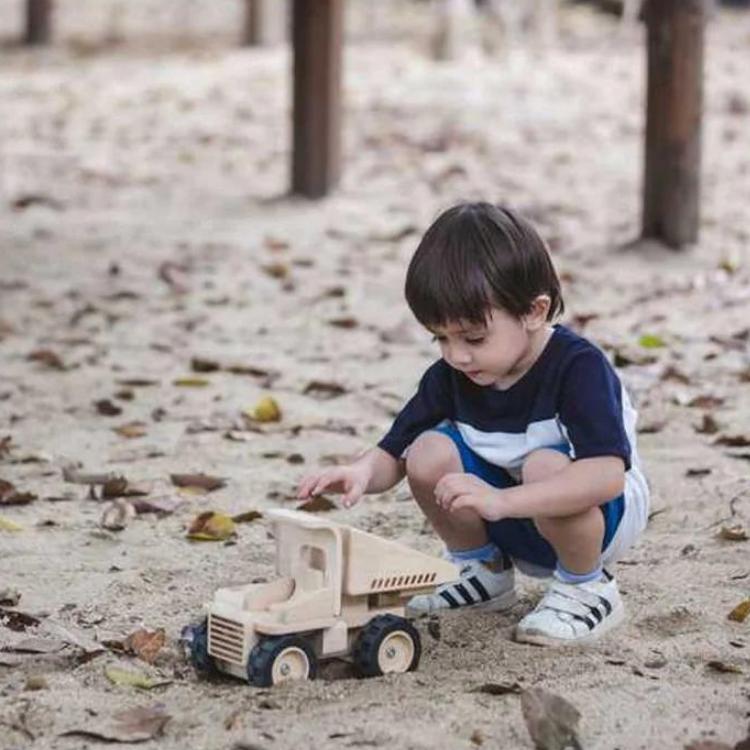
434, 455, 625, 521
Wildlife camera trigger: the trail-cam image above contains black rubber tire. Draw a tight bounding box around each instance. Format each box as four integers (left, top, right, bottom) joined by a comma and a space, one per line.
352, 614, 422, 678
182, 618, 217, 675
247, 635, 318, 688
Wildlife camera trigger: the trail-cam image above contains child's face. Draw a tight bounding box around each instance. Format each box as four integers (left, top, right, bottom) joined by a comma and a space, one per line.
430, 305, 548, 387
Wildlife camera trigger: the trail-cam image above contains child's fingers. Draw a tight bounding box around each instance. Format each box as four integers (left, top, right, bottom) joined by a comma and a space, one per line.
310, 469, 345, 498
341, 478, 365, 508
297, 474, 319, 498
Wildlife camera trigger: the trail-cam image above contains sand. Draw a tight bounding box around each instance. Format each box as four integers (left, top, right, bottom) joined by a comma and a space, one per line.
1, 2, 749, 748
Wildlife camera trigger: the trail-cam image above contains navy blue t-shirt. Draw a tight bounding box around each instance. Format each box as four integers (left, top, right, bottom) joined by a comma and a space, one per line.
378, 325, 638, 481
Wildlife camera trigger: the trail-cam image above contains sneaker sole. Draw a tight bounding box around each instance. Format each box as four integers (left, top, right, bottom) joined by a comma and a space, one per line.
514, 603, 625, 647
406, 589, 518, 617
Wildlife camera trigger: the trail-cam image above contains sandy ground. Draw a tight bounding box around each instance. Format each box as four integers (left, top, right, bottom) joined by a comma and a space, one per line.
1, 2, 750, 749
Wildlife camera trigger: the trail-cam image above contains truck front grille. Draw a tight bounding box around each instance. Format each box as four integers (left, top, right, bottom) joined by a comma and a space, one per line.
209, 615, 245, 664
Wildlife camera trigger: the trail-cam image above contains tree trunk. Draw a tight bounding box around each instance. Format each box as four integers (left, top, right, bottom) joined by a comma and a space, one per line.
291, 0, 344, 198
642, 0, 708, 248
25, 0, 52, 45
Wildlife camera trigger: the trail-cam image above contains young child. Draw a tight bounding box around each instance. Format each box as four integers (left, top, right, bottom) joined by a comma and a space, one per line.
297, 202, 649, 646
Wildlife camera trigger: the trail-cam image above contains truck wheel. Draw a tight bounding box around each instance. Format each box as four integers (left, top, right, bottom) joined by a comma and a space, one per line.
181, 618, 217, 675
353, 614, 421, 678
247, 635, 318, 687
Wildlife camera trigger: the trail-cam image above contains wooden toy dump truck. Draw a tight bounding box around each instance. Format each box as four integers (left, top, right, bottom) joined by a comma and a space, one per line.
182, 509, 458, 687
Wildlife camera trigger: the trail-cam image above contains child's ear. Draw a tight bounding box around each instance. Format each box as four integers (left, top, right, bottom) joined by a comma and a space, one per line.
524, 295, 551, 331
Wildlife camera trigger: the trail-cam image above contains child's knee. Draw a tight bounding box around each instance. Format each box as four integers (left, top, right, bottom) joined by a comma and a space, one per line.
405, 432, 462, 486
522, 448, 570, 484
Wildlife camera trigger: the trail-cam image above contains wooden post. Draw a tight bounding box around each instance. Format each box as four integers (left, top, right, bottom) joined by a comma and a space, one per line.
25, 0, 52, 45
642, 0, 708, 249
242, 0, 287, 46
291, 0, 344, 198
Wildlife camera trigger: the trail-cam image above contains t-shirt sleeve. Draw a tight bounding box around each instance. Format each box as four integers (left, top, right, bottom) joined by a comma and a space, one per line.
377, 360, 452, 459
557, 349, 631, 470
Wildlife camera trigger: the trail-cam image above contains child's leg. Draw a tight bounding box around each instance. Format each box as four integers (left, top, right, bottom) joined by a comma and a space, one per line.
523, 449, 605, 578
405, 431, 488, 552
405, 427, 516, 614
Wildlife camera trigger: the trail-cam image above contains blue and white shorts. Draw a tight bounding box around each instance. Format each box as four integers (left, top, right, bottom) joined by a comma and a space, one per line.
432, 422, 649, 576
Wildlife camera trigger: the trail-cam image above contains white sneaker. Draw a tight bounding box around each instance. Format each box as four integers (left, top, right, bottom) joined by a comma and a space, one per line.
515, 573, 625, 646
406, 559, 517, 615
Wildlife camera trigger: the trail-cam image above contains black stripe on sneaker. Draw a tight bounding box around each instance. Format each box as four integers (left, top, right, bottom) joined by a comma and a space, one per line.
596, 596, 613, 615
453, 583, 476, 605
440, 590, 461, 608
467, 576, 491, 602
569, 612, 596, 630
585, 605, 604, 623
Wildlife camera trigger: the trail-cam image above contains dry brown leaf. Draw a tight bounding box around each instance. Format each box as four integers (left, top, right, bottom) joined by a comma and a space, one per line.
113, 422, 148, 439
190, 357, 220, 373
706, 660, 743, 675
728, 599, 750, 623
94, 398, 123, 417
686, 468, 712, 478
102, 477, 149, 499
303, 380, 347, 400
123, 628, 166, 664
27, 349, 66, 370
296, 495, 337, 513
170, 473, 226, 492
131, 496, 183, 515
0, 479, 37, 506
520, 687, 582, 750
687, 395, 725, 409
187, 511, 236, 541
231, 510, 263, 524
116, 378, 159, 388
470, 682, 522, 696
328, 316, 359, 329
695, 413, 720, 435
719, 525, 748, 542
714, 434, 750, 448
261, 261, 290, 279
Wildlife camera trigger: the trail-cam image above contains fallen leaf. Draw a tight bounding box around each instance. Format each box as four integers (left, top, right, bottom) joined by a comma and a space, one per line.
470, 682, 522, 696
94, 399, 123, 417
158, 260, 189, 293
0, 515, 23, 531
714, 434, 750, 448
123, 628, 166, 664
232, 510, 263, 524
25, 675, 48, 691
131, 496, 182, 515
0, 608, 40, 631
102, 477, 149, 499
706, 660, 743, 675
328, 316, 359, 329
247, 396, 281, 423
0, 479, 37, 506
303, 381, 347, 400
687, 395, 724, 409
173, 377, 210, 387
101, 500, 136, 531
170, 473, 226, 492
695, 413, 720, 435
520, 687, 582, 750
27, 349, 66, 370
62, 704, 171, 743
261, 261, 289, 279
105, 666, 171, 690
719, 525, 748, 542
113, 422, 148, 439
187, 511, 236, 541
728, 599, 750, 623
190, 357, 220, 373
686, 468, 712, 478
660, 365, 691, 384
0, 435, 12, 458
296, 496, 337, 513
116, 378, 160, 387
638, 334, 666, 349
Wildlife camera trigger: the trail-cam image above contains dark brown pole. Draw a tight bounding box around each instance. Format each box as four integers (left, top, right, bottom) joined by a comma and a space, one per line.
291, 0, 344, 198
25, 0, 52, 45
642, 0, 708, 249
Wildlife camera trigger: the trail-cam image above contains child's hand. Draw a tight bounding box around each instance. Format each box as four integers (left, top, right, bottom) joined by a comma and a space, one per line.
434, 473, 506, 521
297, 464, 372, 509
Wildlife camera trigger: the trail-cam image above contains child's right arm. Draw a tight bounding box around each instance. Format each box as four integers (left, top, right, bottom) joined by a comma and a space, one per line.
297, 446, 404, 509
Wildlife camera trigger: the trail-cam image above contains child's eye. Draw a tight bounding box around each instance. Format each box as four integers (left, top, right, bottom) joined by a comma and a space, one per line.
431, 335, 446, 344
465, 337, 485, 346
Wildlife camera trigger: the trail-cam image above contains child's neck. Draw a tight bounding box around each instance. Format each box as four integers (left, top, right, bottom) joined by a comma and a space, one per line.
494, 325, 555, 391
